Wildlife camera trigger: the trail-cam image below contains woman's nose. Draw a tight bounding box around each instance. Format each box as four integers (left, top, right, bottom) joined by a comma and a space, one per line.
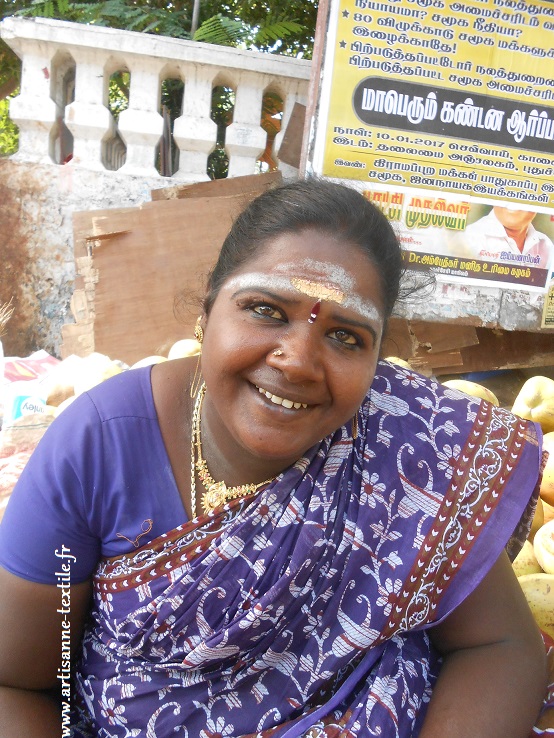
267, 325, 325, 382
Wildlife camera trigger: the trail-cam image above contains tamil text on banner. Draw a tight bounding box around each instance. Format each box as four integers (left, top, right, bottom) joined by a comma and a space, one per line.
310, 0, 554, 291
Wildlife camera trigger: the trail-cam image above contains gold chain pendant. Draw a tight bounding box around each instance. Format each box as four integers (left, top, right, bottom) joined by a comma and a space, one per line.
201, 482, 229, 513
192, 382, 276, 516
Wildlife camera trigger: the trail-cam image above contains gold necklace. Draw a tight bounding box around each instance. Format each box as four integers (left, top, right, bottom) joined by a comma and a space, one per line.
190, 382, 275, 517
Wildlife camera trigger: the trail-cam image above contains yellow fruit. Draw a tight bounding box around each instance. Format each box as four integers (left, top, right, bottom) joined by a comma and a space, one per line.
544, 500, 554, 526
41, 354, 84, 407
534, 520, 554, 575
511, 375, 554, 433
442, 379, 500, 406
540, 431, 554, 507
517, 573, 554, 639
73, 353, 125, 396
512, 540, 543, 577
131, 356, 168, 369
385, 356, 412, 369
167, 339, 202, 360
530, 497, 545, 541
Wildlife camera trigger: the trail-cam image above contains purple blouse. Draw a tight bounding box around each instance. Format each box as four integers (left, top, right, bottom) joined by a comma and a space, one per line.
0, 367, 188, 583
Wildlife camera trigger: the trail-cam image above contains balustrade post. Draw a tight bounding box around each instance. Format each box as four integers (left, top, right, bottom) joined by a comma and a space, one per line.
226, 72, 267, 178
65, 51, 114, 169
117, 62, 164, 177
172, 68, 218, 182
8, 42, 59, 163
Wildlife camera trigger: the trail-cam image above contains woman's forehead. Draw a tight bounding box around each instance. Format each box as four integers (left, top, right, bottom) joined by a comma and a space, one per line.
223, 266, 383, 323
239, 230, 374, 282
217, 229, 385, 317
225, 254, 366, 297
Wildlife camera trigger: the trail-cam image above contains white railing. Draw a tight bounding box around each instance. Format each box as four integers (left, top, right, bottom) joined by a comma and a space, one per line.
0, 16, 311, 181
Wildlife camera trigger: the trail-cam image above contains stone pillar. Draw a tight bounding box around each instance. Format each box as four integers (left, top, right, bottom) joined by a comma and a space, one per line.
8, 44, 59, 163
172, 68, 218, 182
65, 51, 114, 169
226, 72, 267, 178
117, 62, 164, 177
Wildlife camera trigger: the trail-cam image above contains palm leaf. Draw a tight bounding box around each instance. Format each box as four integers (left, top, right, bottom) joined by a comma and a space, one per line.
254, 19, 304, 45
193, 14, 247, 46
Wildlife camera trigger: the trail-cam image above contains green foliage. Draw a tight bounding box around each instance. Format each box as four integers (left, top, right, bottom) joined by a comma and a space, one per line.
107, 71, 130, 119
193, 14, 247, 46
4, 0, 316, 56
211, 85, 235, 127
197, 0, 317, 57
207, 146, 228, 180
14, 0, 192, 38
0, 38, 20, 89
254, 18, 304, 46
0, 94, 18, 155
193, 13, 304, 50
19, 0, 70, 17
207, 85, 234, 179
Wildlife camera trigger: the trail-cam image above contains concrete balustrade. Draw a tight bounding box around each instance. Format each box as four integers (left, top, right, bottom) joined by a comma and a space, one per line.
172, 68, 217, 182
0, 16, 311, 179
65, 48, 115, 169
7, 37, 60, 163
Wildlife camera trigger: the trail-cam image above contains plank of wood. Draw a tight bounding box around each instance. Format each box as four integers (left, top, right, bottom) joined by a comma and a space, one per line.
60, 321, 94, 358
437, 328, 554, 375
90, 195, 245, 365
150, 170, 282, 201
380, 318, 414, 360
409, 321, 479, 354
63, 176, 279, 365
277, 102, 306, 169
412, 348, 464, 371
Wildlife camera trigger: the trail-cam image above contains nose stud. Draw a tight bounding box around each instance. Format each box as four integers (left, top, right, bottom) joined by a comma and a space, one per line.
272, 349, 284, 356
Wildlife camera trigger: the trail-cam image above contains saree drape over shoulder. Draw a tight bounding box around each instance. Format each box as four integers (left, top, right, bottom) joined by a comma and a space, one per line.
71, 362, 543, 737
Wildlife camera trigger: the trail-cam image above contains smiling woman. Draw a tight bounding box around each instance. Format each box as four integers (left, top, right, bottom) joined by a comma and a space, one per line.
0, 179, 550, 738
199, 228, 386, 484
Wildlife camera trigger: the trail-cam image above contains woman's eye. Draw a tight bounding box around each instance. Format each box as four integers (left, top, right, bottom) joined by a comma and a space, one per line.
329, 329, 360, 347
252, 304, 285, 320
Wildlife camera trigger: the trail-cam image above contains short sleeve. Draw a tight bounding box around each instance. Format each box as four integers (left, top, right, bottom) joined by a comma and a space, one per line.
0, 392, 103, 584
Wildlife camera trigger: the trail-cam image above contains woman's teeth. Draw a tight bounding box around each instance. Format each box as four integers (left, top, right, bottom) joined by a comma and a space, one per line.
256, 386, 307, 410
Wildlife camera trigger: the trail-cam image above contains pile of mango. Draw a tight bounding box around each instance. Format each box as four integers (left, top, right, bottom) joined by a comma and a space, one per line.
510, 377, 554, 642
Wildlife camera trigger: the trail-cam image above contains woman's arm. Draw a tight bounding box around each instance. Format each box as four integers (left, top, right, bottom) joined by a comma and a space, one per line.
421, 550, 547, 738
0, 566, 91, 737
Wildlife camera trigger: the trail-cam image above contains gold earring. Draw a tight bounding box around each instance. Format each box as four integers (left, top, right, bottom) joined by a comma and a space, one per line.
190, 317, 203, 398
194, 317, 204, 344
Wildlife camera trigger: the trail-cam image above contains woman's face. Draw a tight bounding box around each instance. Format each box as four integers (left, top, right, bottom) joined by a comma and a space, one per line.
199, 228, 386, 477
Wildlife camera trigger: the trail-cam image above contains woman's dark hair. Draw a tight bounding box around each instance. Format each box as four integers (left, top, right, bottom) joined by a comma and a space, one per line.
203, 178, 404, 320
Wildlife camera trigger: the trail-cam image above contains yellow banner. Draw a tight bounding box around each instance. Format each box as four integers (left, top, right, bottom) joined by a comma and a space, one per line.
315, 0, 554, 290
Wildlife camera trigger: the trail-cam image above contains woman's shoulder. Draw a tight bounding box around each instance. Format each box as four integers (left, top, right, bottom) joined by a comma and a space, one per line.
80, 364, 157, 422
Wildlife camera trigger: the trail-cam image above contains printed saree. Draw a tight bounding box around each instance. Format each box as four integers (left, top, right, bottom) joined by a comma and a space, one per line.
71, 362, 544, 737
